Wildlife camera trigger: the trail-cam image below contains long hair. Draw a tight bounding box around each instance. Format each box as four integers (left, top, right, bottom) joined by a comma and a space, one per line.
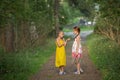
73, 26, 80, 34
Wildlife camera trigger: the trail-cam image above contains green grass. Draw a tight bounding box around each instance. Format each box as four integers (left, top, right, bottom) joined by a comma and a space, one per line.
63, 28, 72, 32
63, 26, 94, 32
80, 26, 94, 31
0, 39, 55, 80
87, 34, 120, 80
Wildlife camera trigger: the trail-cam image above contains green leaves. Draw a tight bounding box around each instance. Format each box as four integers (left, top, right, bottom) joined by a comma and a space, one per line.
87, 34, 120, 80
93, 0, 120, 45
68, 0, 95, 18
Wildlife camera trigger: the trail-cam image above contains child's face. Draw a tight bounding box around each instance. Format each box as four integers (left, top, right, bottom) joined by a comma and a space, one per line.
59, 32, 64, 38
73, 29, 78, 35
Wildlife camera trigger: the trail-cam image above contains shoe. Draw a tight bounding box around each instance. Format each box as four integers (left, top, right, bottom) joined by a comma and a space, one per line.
59, 71, 66, 75
80, 68, 84, 73
63, 72, 66, 74
59, 72, 63, 75
74, 71, 80, 74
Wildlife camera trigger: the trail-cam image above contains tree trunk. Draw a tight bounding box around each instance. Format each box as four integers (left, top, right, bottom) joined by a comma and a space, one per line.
54, 0, 60, 36
19, 20, 30, 49
5, 22, 14, 52
0, 28, 6, 51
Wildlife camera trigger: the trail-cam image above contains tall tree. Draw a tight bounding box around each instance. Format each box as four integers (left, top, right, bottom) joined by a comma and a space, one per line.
0, 0, 54, 52
54, 0, 60, 35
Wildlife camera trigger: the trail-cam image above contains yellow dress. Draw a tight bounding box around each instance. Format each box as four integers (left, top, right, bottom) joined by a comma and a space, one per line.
55, 39, 66, 67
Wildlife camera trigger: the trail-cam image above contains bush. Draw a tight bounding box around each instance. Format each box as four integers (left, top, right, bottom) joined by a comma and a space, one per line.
87, 34, 120, 80
0, 39, 55, 80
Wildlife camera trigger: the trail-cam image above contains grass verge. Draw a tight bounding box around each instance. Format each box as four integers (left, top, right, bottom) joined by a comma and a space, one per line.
63, 26, 94, 32
86, 34, 120, 80
80, 26, 94, 31
0, 39, 55, 80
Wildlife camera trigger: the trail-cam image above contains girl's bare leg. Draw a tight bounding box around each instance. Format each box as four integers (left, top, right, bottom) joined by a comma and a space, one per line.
61, 66, 64, 72
59, 66, 64, 72
77, 63, 80, 73
59, 66, 65, 75
59, 66, 62, 72
76, 58, 80, 74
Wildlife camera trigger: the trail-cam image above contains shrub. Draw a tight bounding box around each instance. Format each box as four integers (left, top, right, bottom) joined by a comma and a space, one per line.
87, 34, 120, 80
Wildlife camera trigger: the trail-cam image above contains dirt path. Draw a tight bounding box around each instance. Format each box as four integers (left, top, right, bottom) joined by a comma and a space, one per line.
30, 31, 102, 80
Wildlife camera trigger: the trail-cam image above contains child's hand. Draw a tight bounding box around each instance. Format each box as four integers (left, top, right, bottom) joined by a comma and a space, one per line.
66, 38, 70, 42
76, 48, 79, 54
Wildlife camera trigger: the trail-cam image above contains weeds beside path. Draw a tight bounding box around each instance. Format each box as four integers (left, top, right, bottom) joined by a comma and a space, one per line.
30, 31, 102, 80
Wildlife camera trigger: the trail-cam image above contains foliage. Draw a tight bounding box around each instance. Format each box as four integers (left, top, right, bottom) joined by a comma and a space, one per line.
63, 26, 94, 32
59, 1, 83, 27
0, 39, 55, 80
93, 0, 120, 45
0, 0, 54, 52
67, 0, 95, 19
87, 34, 120, 80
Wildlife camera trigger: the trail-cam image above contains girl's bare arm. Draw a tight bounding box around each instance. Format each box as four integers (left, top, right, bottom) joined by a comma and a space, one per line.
64, 38, 70, 46
76, 36, 80, 53
63, 38, 67, 46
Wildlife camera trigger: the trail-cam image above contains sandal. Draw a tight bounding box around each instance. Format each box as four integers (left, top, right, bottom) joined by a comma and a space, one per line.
80, 68, 84, 73
74, 71, 80, 74
59, 71, 66, 75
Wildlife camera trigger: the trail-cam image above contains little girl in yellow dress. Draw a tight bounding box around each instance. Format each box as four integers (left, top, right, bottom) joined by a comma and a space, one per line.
55, 31, 70, 75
